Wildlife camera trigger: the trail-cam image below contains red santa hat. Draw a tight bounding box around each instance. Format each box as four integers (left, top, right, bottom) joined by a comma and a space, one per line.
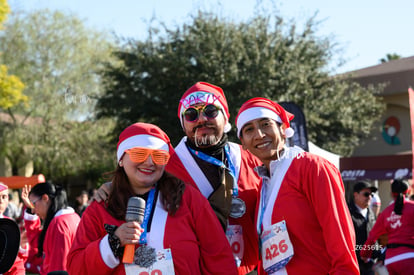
0, 183, 7, 192
177, 82, 232, 133
117, 122, 173, 163
236, 97, 295, 138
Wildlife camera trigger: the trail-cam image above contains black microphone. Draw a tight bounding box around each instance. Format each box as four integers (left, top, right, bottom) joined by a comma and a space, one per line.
123, 197, 146, 263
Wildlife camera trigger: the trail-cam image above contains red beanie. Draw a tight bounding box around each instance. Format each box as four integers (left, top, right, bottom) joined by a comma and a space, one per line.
117, 122, 173, 163
177, 82, 232, 133
236, 97, 294, 138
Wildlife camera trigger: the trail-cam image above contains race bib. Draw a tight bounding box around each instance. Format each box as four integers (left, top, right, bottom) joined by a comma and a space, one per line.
226, 225, 244, 267
260, 220, 293, 273
125, 248, 175, 275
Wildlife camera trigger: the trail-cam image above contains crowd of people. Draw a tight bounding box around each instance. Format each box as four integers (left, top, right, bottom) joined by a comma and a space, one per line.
0, 81, 413, 275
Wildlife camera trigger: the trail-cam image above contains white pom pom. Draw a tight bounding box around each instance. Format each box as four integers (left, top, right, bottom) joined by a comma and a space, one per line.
284, 127, 294, 138
224, 122, 232, 133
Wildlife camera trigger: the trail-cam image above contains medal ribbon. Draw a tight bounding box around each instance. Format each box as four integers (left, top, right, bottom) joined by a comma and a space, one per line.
139, 187, 156, 245
188, 144, 238, 197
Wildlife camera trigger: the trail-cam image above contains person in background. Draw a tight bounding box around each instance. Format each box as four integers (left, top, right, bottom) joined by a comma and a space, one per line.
68, 122, 237, 275
75, 190, 90, 217
4, 192, 22, 221
370, 191, 382, 217
361, 179, 414, 275
0, 182, 27, 275
21, 182, 80, 275
348, 180, 382, 275
96, 82, 262, 274
235, 97, 359, 274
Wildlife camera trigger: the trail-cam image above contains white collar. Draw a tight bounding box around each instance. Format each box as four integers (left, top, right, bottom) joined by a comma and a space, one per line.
55, 207, 75, 217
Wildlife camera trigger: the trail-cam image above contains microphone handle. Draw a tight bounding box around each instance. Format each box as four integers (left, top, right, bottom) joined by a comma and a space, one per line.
122, 243, 135, 263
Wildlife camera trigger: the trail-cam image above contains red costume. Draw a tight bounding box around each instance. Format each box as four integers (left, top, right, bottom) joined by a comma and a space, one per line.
67, 184, 237, 275
171, 138, 261, 274
256, 146, 359, 274
361, 200, 414, 274
24, 208, 80, 275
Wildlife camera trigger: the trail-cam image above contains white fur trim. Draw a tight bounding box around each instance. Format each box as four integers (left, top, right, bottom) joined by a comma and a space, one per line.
24, 210, 39, 221
179, 91, 230, 132
100, 234, 120, 268
147, 194, 167, 250
385, 252, 414, 266
54, 207, 75, 217
237, 107, 282, 137
117, 135, 169, 162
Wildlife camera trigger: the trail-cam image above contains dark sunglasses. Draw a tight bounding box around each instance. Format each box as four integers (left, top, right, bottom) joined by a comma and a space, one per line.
183, 104, 220, 122
362, 192, 373, 198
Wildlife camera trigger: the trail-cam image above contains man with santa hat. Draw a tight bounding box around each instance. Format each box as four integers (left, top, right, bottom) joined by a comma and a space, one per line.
235, 97, 359, 274
170, 82, 262, 274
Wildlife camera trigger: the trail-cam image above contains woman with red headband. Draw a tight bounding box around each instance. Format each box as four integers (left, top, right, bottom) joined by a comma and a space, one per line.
361, 179, 414, 274
67, 122, 236, 275
236, 97, 359, 274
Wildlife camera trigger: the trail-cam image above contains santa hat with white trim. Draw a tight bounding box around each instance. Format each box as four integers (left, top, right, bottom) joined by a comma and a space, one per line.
0, 182, 7, 192
177, 82, 232, 133
117, 122, 173, 163
236, 97, 295, 138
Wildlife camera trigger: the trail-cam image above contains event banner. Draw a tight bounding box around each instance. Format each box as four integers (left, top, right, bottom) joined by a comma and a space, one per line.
280, 102, 309, 152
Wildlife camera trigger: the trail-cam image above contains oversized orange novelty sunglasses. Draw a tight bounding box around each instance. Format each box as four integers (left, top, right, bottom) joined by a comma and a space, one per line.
125, 148, 170, 165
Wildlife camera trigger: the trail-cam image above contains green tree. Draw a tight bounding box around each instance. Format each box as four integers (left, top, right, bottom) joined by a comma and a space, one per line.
0, 9, 115, 181
380, 53, 401, 63
98, 11, 385, 156
0, 0, 26, 109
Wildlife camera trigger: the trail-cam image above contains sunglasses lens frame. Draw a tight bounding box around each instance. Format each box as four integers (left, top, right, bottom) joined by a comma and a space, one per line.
183, 104, 219, 122
183, 107, 199, 122
151, 150, 170, 165
362, 192, 372, 198
203, 104, 219, 119
125, 148, 170, 165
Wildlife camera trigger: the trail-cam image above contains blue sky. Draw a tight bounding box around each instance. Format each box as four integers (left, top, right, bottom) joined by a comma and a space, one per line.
8, 0, 414, 73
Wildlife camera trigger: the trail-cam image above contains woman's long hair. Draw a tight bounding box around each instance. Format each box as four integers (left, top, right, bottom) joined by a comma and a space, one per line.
105, 166, 185, 220
30, 181, 68, 256
391, 179, 409, 215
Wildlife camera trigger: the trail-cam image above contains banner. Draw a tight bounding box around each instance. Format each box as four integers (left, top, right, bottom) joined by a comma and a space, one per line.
409, 87, 414, 181
279, 102, 309, 152
0, 174, 45, 189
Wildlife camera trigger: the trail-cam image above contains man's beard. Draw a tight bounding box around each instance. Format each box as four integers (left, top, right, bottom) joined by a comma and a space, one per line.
193, 125, 220, 147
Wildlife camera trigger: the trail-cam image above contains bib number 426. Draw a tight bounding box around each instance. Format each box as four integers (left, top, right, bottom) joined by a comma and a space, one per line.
265, 240, 288, 260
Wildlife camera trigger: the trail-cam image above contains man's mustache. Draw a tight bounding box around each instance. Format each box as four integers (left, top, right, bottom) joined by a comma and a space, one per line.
192, 123, 216, 133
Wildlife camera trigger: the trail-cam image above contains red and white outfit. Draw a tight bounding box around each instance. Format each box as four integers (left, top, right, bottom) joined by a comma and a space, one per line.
360, 200, 414, 274
67, 184, 237, 275
24, 207, 80, 274
171, 82, 262, 274
0, 214, 28, 275
235, 97, 359, 274
172, 137, 261, 274
22, 206, 43, 274
255, 146, 359, 274
68, 122, 237, 274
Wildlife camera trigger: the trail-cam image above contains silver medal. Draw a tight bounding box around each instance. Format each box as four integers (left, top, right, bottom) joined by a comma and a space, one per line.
230, 197, 246, 218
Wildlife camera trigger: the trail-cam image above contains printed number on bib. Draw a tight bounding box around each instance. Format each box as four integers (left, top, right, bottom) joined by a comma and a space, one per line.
260, 220, 293, 273
139, 270, 162, 275
226, 225, 244, 267
125, 248, 175, 275
265, 239, 288, 261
